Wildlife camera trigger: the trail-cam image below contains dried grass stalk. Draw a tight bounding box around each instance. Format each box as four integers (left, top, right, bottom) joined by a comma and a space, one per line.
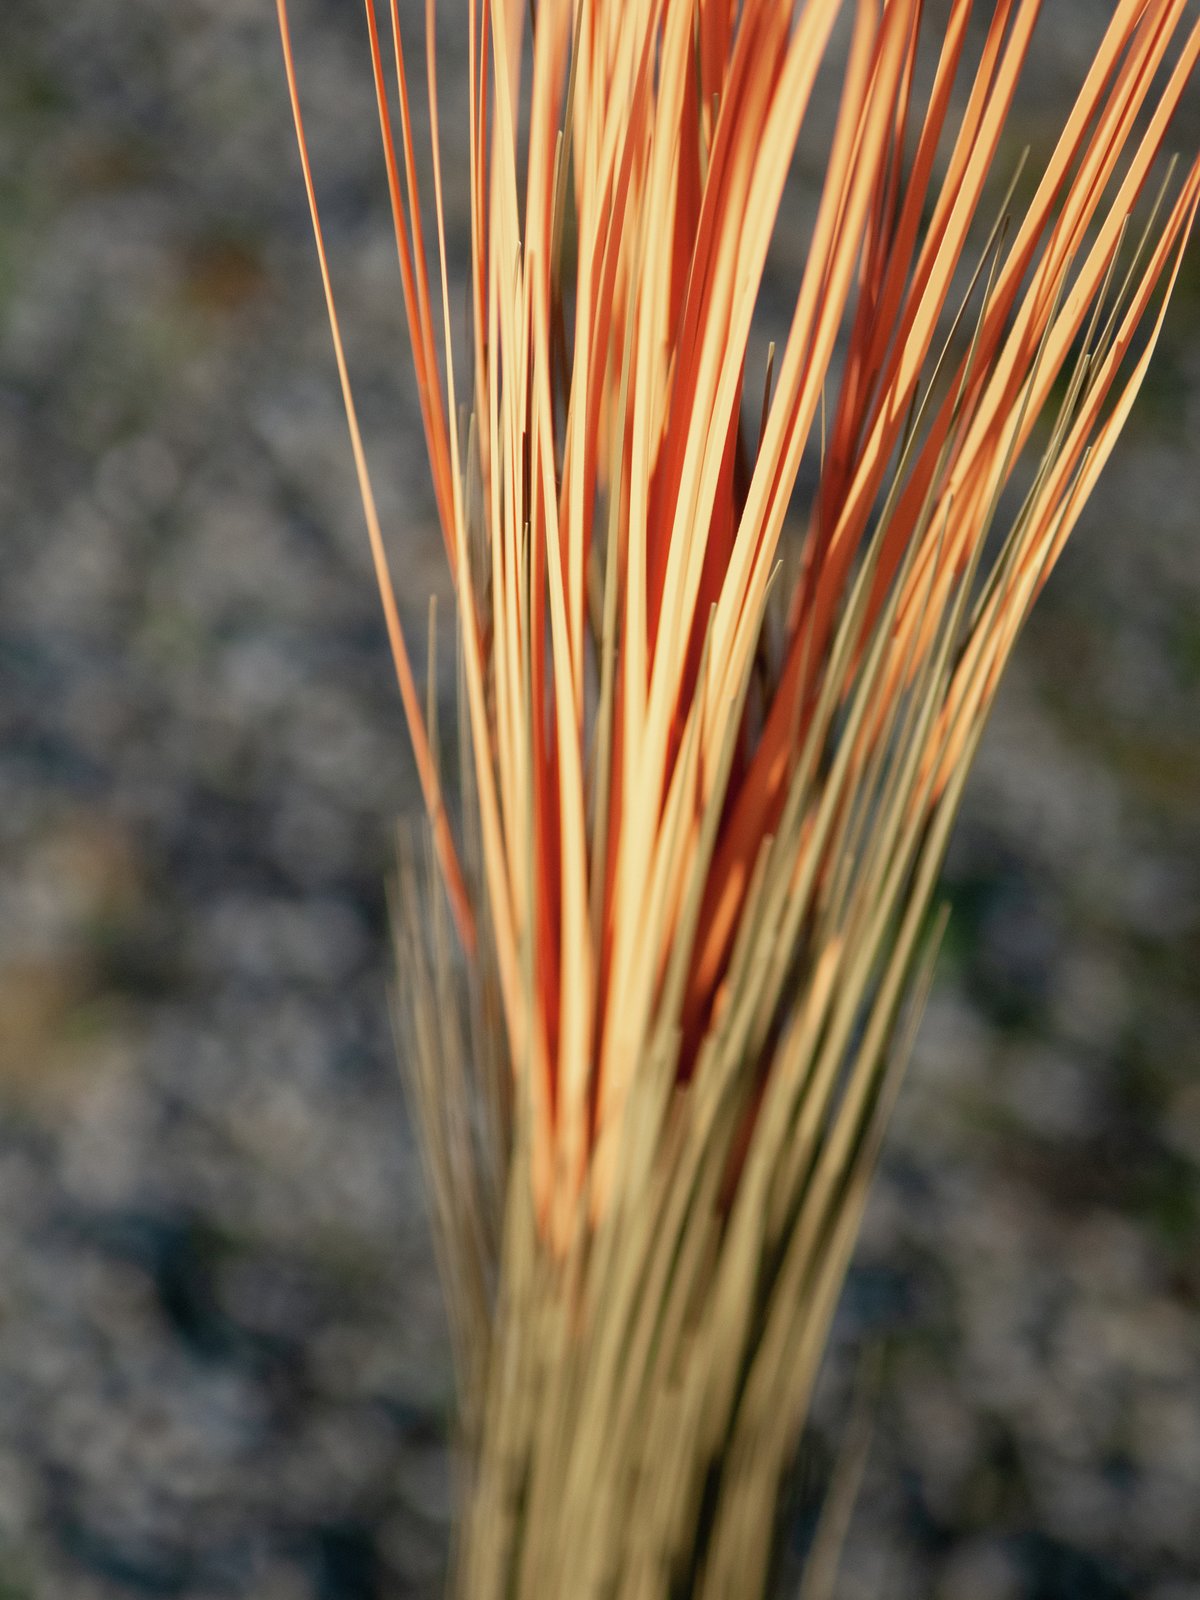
279, 2, 1199, 1593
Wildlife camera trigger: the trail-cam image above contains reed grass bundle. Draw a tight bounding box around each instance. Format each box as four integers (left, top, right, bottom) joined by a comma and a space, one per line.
278, 2, 1199, 1593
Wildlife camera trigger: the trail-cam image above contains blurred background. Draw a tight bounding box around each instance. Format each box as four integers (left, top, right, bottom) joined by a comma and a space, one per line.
0, 3, 1197, 1596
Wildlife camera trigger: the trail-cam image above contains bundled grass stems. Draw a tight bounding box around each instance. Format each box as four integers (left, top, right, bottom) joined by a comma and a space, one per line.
278, 1, 1199, 1594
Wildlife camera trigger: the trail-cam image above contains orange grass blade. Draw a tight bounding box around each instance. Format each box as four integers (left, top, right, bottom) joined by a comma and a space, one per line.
276, 0, 474, 954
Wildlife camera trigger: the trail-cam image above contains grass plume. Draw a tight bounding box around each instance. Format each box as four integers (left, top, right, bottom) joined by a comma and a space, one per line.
279, 1, 1199, 1593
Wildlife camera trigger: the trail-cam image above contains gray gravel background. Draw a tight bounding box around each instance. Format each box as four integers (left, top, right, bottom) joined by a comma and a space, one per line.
0, 4, 1197, 1597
